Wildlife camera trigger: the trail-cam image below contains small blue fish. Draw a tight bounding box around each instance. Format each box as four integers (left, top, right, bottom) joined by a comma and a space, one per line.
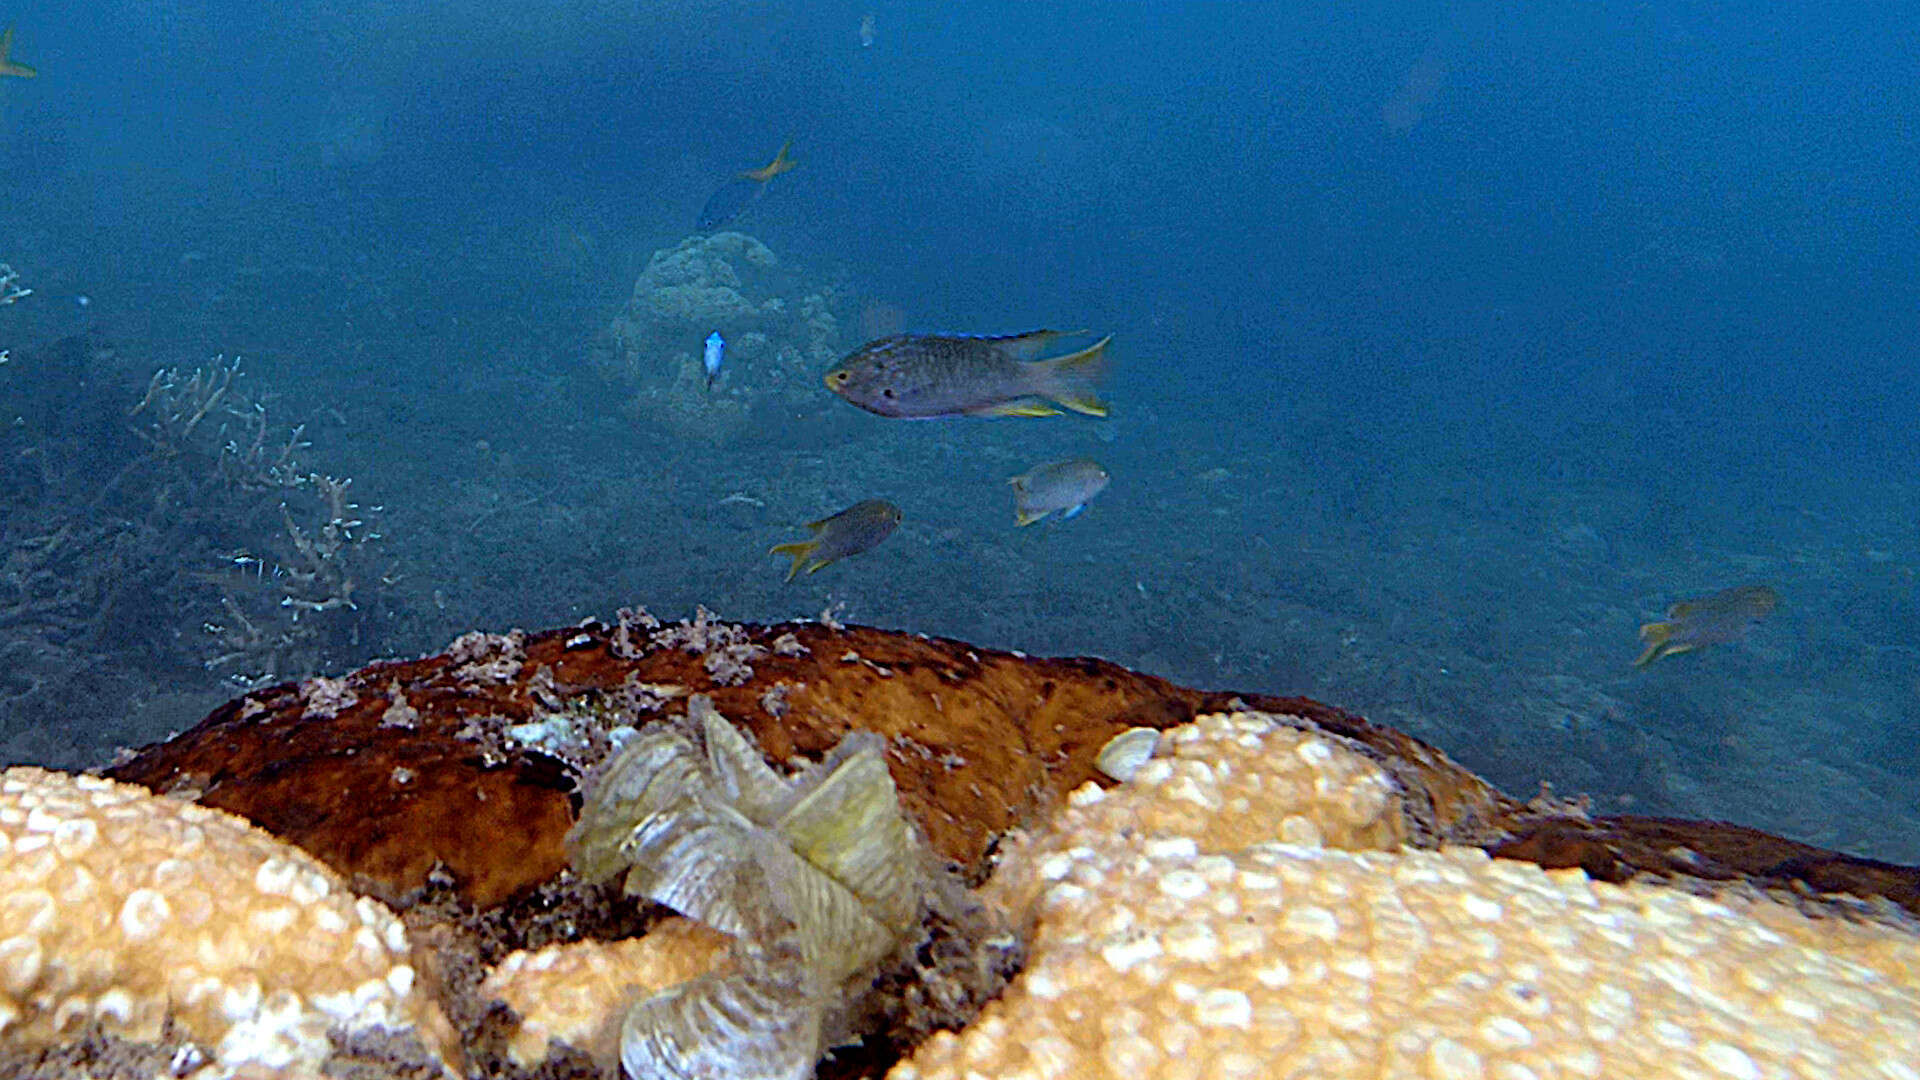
703, 331, 725, 390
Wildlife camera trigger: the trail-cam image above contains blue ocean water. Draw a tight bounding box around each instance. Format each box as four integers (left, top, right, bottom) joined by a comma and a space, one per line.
2, 1, 1915, 860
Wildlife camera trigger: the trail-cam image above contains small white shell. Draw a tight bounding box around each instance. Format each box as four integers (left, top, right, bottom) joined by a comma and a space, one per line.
1095, 727, 1161, 782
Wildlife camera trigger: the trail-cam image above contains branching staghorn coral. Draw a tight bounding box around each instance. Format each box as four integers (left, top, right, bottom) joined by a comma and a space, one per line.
1, 261, 27, 366
568, 696, 933, 1080
0, 340, 402, 764
124, 358, 390, 684
200, 470, 387, 686
0, 261, 28, 306
127, 354, 312, 485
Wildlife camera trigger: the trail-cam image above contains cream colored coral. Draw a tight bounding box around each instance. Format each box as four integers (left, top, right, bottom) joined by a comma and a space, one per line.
0, 768, 455, 1073
892, 712, 1920, 1080
480, 916, 732, 1071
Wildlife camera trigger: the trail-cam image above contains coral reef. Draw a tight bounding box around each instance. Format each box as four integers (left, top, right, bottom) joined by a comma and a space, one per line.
0, 768, 455, 1076
0, 261, 27, 308
592, 233, 850, 445
480, 920, 732, 1073
0, 339, 397, 768
895, 711, 1920, 1079
36, 613, 1917, 1078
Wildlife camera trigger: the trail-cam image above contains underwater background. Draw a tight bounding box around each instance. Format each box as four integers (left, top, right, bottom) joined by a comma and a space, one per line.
2, 1, 1916, 861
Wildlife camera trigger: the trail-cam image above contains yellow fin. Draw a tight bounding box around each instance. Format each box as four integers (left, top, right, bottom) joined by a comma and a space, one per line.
1632, 622, 1668, 667
1014, 509, 1046, 526
1632, 621, 1695, 667
0, 27, 36, 78
967, 400, 1062, 418
769, 539, 821, 582
1036, 334, 1111, 417
742, 138, 797, 182
1056, 394, 1108, 417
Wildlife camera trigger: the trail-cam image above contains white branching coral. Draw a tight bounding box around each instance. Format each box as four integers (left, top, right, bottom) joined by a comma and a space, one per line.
0, 262, 28, 305
568, 696, 935, 1080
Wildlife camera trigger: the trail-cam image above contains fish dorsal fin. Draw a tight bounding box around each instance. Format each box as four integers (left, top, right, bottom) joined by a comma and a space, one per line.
982, 328, 1088, 360
741, 138, 797, 182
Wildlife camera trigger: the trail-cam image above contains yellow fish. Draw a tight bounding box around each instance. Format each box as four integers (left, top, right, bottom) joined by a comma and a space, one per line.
696, 139, 797, 232
769, 498, 901, 581
1633, 584, 1779, 667
0, 27, 37, 79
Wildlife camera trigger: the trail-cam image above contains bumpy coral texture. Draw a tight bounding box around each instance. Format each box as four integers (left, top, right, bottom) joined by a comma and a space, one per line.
597, 231, 845, 445
891, 712, 1920, 1080
0, 767, 454, 1073
481, 917, 733, 1071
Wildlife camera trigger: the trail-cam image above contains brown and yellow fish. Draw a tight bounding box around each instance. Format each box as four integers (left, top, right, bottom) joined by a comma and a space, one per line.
0, 27, 37, 79
825, 330, 1110, 419
696, 139, 797, 232
769, 498, 901, 581
1633, 584, 1779, 667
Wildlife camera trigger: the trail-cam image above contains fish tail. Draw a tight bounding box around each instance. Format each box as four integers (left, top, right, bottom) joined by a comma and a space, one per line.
1035, 334, 1112, 417
0, 27, 34, 78
769, 539, 820, 582
743, 138, 797, 182
1632, 622, 1674, 667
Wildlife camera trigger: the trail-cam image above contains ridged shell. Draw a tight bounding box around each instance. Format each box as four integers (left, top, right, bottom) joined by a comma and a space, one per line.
1096, 727, 1160, 782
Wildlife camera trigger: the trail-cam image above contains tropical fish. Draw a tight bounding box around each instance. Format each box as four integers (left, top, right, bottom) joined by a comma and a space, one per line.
1633, 584, 1779, 667
769, 498, 901, 581
1010, 458, 1110, 526
696, 139, 798, 232
703, 331, 725, 390
860, 13, 877, 48
0, 27, 36, 79
825, 330, 1110, 419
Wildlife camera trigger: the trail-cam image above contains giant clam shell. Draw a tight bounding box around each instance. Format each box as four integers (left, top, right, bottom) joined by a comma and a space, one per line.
1095, 726, 1160, 782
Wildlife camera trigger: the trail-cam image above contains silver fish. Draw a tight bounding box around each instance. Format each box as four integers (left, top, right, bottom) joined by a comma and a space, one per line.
1010, 458, 1110, 526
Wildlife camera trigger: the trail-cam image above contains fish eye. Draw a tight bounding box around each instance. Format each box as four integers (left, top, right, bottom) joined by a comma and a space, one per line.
882, 388, 896, 399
